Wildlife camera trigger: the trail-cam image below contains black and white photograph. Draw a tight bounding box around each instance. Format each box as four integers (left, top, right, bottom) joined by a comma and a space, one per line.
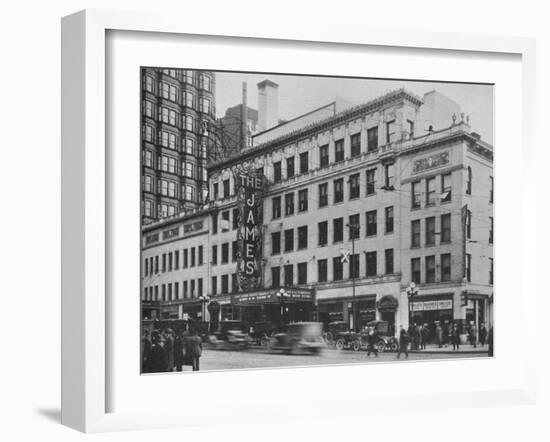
140, 69, 494, 373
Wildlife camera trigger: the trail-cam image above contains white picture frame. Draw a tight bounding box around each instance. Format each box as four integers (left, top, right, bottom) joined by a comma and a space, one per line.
61, 9, 537, 433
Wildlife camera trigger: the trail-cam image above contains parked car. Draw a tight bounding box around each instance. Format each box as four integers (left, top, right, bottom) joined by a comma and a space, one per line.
325, 321, 350, 344
269, 322, 325, 355
248, 321, 279, 347
363, 320, 398, 352
208, 320, 252, 350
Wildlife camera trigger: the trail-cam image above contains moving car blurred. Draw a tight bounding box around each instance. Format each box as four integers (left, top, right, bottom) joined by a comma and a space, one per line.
248, 321, 279, 347
208, 320, 252, 350
269, 322, 325, 355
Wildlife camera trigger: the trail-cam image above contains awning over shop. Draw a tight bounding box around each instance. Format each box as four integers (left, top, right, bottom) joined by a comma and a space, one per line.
230, 288, 314, 306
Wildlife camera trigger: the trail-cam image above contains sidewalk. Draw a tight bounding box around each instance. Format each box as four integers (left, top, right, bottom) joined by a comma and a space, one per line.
409, 343, 489, 354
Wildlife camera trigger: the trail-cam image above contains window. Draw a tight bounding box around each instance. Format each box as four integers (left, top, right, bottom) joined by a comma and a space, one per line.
333, 218, 344, 243
411, 258, 421, 283
232, 208, 240, 230
349, 173, 360, 199
366, 169, 376, 195
143, 175, 153, 192
286, 157, 295, 179
319, 145, 329, 168
284, 229, 294, 252
185, 138, 194, 154
466, 210, 472, 239
284, 265, 294, 286
211, 245, 218, 265
212, 212, 218, 234
298, 189, 308, 212
426, 177, 436, 206
465, 254, 472, 282
221, 243, 229, 264
160, 107, 178, 125
232, 241, 238, 262
489, 258, 494, 285
200, 98, 211, 115
408, 119, 414, 138
385, 206, 394, 234
425, 256, 436, 283
271, 267, 281, 288
411, 220, 421, 247
466, 167, 472, 195
367, 126, 378, 151
349, 254, 360, 279
200, 74, 211, 91
211, 276, 217, 295
334, 178, 344, 203
489, 217, 494, 244
223, 179, 230, 198
145, 75, 154, 92
441, 214, 451, 243
256, 167, 264, 178
271, 232, 281, 255
221, 275, 228, 294
160, 82, 178, 101
366, 252, 377, 277
441, 173, 452, 202
144, 100, 154, 117
198, 279, 203, 297
348, 214, 360, 239
190, 247, 196, 267
285, 193, 294, 216
184, 114, 194, 131
350, 133, 361, 158
144, 125, 154, 142
231, 274, 238, 293
174, 250, 179, 269
385, 120, 395, 144
162, 254, 166, 272
318, 183, 328, 207
335, 139, 345, 162
184, 70, 194, 84
385, 249, 394, 275
366, 210, 377, 236
162, 284, 166, 301
190, 280, 195, 298
184, 91, 194, 108
298, 226, 308, 249
183, 249, 188, 268
384, 163, 394, 189
411, 181, 421, 209
426, 216, 436, 246
298, 263, 308, 285
318, 221, 328, 246
333, 257, 343, 281
272, 196, 281, 219
441, 254, 451, 282
490, 176, 494, 203
299, 152, 309, 174
274, 161, 282, 182
144, 150, 153, 168
307, 257, 324, 286
174, 282, 179, 299
144, 258, 149, 276
168, 252, 173, 271
221, 211, 230, 231
182, 281, 188, 299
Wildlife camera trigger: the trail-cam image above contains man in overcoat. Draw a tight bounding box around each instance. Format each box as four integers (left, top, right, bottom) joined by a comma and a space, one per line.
185, 329, 203, 371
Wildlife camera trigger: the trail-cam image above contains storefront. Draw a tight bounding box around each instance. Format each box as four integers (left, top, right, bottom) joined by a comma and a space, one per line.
142, 301, 160, 320
410, 295, 454, 342
318, 295, 376, 330
376, 295, 399, 332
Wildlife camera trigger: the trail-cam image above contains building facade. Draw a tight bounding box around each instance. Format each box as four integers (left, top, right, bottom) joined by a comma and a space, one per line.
142, 88, 494, 339
141, 68, 216, 224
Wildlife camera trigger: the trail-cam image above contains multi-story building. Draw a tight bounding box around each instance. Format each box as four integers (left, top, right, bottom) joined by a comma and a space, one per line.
141, 87, 494, 339
141, 68, 216, 224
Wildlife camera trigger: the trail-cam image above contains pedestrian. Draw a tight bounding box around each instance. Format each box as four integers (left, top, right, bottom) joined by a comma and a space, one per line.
185, 328, 203, 371
469, 322, 477, 348
421, 323, 429, 350
141, 329, 152, 372
435, 322, 443, 348
488, 326, 494, 357
163, 328, 175, 371
479, 323, 487, 347
146, 332, 168, 373
408, 323, 416, 351
366, 326, 379, 357
397, 325, 409, 359
442, 320, 449, 347
451, 323, 460, 351
173, 329, 186, 372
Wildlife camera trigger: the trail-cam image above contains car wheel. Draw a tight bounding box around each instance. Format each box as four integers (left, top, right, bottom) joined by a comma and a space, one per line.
352, 339, 361, 352
376, 341, 386, 353
335, 339, 345, 351
391, 342, 399, 352
260, 335, 269, 347
326, 332, 334, 343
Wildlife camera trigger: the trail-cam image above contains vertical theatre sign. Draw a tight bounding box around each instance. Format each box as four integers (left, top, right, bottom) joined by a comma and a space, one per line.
234, 168, 265, 291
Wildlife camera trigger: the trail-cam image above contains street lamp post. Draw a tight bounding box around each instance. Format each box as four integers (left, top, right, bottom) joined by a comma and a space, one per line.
346, 223, 358, 332
199, 294, 211, 324
406, 282, 419, 332
277, 288, 288, 327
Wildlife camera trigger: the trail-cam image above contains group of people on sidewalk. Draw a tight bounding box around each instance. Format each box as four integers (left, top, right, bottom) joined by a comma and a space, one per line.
396, 321, 493, 358
142, 327, 203, 373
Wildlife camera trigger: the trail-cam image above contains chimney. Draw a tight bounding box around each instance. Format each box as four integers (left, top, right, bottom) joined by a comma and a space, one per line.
257, 79, 279, 132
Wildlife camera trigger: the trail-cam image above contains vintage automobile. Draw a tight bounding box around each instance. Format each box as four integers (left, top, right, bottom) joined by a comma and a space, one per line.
269, 322, 325, 355
207, 320, 252, 350
248, 321, 279, 347
334, 321, 398, 352
324, 321, 350, 344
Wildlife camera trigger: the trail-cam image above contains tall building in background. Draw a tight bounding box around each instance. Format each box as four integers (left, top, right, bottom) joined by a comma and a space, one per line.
141, 68, 216, 224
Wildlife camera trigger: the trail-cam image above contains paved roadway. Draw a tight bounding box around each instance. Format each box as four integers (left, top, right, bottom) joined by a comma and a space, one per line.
196, 347, 488, 372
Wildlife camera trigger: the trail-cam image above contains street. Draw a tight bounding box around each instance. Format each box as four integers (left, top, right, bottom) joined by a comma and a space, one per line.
192, 347, 489, 371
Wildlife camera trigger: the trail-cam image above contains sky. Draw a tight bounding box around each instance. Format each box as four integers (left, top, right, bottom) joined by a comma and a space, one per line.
213, 71, 494, 145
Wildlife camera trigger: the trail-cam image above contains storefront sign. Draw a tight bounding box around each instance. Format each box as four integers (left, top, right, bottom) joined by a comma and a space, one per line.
413, 300, 453, 311
423, 301, 438, 311
413, 151, 450, 174
230, 289, 313, 305
412, 302, 424, 311
437, 300, 453, 310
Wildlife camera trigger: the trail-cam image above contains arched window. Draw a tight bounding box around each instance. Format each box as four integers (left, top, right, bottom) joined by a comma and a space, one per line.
466, 166, 472, 195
